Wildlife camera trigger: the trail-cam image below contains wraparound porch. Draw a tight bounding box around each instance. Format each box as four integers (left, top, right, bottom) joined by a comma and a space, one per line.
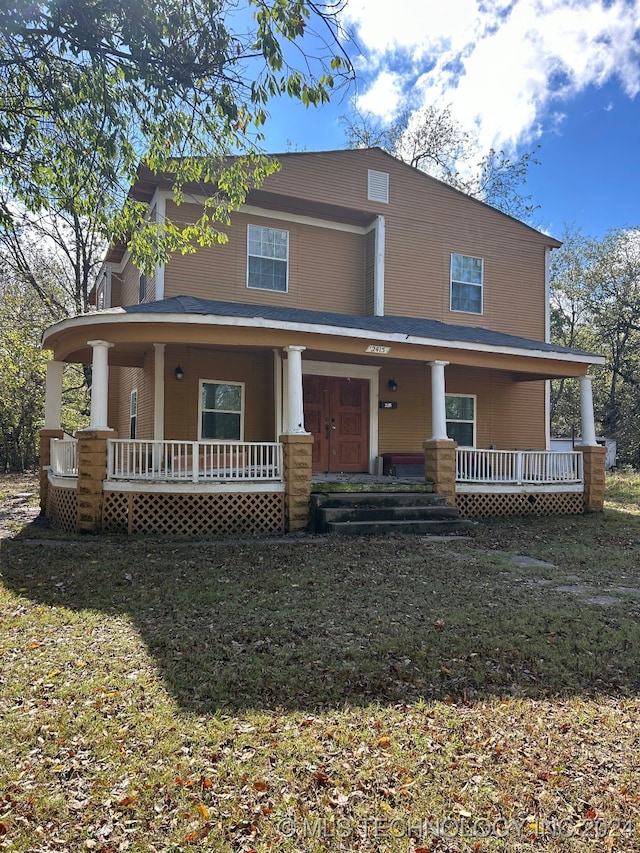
38, 298, 607, 534
41, 436, 605, 535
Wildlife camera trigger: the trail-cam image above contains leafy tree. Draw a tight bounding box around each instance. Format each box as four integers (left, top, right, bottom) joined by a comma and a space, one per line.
0, 258, 89, 471
0, 0, 353, 273
342, 105, 540, 223
550, 227, 640, 466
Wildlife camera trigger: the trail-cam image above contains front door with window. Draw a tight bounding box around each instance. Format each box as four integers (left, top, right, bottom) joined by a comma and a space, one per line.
303, 375, 369, 473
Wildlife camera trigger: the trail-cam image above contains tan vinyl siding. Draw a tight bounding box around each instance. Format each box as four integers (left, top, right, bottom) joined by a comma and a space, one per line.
112, 360, 154, 439
376, 362, 546, 453
378, 162, 548, 339
163, 204, 366, 314
117, 258, 155, 307
157, 150, 554, 340
110, 273, 122, 308
163, 346, 274, 442
258, 151, 552, 340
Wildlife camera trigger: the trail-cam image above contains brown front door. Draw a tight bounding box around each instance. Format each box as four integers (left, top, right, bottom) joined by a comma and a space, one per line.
303, 375, 370, 473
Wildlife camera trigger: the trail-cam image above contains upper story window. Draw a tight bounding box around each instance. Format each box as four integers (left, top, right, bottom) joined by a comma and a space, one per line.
96, 283, 105, 311
138, 273, 146, 304
247, 224, 288, 292
445, 394, 475, 447
450, 253, 483, 314
199, 380, 244, 441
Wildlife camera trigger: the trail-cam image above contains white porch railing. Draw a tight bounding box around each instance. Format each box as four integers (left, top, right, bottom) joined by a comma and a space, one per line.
107, 440, 284, 482
50, 438, 78, 477
456, 449, 583, 485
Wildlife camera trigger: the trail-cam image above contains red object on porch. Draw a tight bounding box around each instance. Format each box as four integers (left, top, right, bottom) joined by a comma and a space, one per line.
382, 452, 425, 477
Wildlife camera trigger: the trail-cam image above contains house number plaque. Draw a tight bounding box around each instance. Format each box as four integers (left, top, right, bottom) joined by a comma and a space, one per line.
365, 345, 391, 354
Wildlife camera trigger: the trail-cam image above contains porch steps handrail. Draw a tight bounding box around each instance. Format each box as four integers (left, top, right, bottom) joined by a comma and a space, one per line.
50, 438, 78, 477
107, 439, 284, 482
456, 448, 583, 485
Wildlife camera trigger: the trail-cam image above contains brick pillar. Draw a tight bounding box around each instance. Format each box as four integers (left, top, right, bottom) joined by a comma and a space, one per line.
576, 444, 606, 512
280, 433, 314, 531
76, 429, 116, 533
423, 438, 458, 506
39, 429, 64, 514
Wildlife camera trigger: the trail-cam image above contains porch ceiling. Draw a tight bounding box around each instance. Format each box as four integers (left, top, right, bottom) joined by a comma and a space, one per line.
42, 297, 605, 379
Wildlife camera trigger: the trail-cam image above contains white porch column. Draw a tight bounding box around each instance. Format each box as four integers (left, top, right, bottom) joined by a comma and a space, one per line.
273, 348, 283, 437
579, 374, 598, 446
153, 343, 165, 440
429, 360, 451, 440
44, 360, 65, 429
87, 340, 114, 430
283, 345, 309, 434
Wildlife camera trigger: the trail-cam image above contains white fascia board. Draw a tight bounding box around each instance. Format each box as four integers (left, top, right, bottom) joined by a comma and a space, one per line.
43, 309, 606, 367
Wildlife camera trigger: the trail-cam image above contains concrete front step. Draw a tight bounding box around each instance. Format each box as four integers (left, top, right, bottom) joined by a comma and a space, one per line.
310, 490, 472, 535
325, 518, 473, 536
321, 505, 461, 525
310, 491, 447, 510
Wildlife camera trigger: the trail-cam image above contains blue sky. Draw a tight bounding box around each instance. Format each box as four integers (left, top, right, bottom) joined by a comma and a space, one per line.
259, 0, 640, 241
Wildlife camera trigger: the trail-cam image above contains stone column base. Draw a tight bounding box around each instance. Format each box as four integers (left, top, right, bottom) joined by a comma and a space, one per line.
423, 438, 458, 506
75, 428, 116, 533
576, 444, 607, 512
280, 433, 314, 531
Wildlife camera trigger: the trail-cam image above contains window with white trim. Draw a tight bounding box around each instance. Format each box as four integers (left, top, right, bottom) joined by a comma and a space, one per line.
130, 389, 138, 439
199, 381, 244, 440
445, 394, 475, 446
247, 224, 288, 292
450, 253, 483, 314
138, 273, 146, 304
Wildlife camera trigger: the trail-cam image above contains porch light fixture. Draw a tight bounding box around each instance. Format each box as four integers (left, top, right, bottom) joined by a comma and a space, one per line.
175, 365, 184, 381
388, 378, 398, 392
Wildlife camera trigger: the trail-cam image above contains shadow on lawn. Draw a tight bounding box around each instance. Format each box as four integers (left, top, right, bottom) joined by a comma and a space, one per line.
2, 520, 640, 712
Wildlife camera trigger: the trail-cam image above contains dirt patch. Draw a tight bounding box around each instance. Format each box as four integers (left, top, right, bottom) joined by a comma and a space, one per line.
0, 490, 40, 539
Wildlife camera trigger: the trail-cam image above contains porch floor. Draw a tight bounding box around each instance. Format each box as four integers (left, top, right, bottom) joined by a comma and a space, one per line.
311, 473, 436, 492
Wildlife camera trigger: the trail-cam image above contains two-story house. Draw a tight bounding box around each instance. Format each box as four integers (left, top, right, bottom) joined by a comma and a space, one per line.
39, 148, 606, 536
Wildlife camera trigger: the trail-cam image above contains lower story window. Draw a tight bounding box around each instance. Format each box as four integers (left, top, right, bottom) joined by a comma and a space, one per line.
445, 394, 475, 446
130, 389, 138, 439
199, 381, 244, 440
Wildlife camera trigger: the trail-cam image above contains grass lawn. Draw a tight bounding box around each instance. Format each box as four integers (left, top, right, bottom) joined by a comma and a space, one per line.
1, 474, 640, 851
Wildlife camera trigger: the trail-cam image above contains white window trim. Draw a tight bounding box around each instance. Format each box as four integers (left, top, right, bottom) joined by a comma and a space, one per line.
198, 379, 245, 441
450, 253, 484, 315
246, 224, 289, 293
130, 389, 138, 440
445, 393, 476, 447
138, 273, 146, 304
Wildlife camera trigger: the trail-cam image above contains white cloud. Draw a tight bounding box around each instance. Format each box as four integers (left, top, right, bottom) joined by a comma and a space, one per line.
354, 70, 404, 122
343, 0, 640, 154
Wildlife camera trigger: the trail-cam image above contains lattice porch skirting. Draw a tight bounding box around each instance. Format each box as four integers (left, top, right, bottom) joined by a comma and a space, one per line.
456, 491, 584, 518
46, 484, 78, 533
102, 489, 286, 536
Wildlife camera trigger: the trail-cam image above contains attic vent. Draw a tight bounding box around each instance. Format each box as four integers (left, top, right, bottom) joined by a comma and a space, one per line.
368, 169, 389, 203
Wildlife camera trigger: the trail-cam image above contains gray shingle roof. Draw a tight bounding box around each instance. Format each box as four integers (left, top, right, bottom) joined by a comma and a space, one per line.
124, 295, 599, 359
